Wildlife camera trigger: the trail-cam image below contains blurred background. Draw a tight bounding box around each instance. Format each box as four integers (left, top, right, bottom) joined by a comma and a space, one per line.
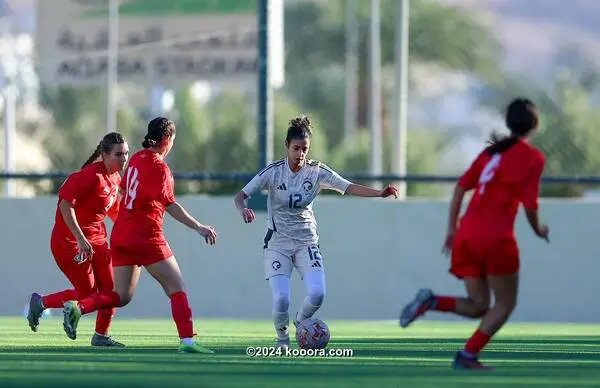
2, 0, 600, 199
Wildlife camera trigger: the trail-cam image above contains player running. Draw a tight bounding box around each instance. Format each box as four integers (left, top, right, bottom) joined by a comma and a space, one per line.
27, 132, 129, 347
234, 116, 399, 349
399, 98, 549, 370
61, 117, 217, 354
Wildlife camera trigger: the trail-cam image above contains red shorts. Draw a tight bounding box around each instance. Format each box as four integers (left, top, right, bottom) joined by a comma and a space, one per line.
111, 241, 173, 267
50, 236, 114, 295
450, 235, 519, 279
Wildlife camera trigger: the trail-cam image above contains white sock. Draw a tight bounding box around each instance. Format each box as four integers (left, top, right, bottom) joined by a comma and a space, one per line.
182, 337, 195, 346
298, 301, 320, 322
298, 271, 326, 321
273, 311, 289, 340
269, 275, 291, 340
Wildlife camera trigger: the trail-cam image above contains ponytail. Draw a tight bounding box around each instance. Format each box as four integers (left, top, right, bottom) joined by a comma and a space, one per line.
142, 137, 157, 148
81, 142, 102, 169
485, 131, 520, 155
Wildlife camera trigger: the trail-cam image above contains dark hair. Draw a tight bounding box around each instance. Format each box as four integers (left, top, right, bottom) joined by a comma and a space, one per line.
142, 117, 176, 149
285, 116, 312, 144
486, 98, 539, 155
82, 132, 126, 169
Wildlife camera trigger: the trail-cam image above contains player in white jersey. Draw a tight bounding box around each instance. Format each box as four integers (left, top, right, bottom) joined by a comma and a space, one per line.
234, 116, 399, 348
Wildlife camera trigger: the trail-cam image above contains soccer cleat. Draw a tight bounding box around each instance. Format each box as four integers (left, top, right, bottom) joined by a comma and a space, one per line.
452, 351, 494, 370
27, 293, 44, 332
91, 333, 125, 348
62, 301, 81, 340
276, 337, 290, 350
178, 340, 215, 354
399, 288, 434, 328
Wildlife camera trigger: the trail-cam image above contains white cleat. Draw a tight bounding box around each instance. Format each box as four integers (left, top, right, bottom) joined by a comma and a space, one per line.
276, 337, 290, 350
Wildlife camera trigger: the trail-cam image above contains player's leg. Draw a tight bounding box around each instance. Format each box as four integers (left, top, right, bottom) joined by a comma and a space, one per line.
264, 245, 294, 348
400, 237, 489, 327
89, 244, 124, 347
293, 245, 325, 325
453, 240, 519, 370
62, 265, 139, 341
268, 274, 292, 348
32, 247, 96, 334
453, 273, 517, 370
145, 256, 213, 354
28, 241, 88, 331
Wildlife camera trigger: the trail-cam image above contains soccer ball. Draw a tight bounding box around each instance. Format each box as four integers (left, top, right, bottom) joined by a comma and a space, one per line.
295, 317, 330, 349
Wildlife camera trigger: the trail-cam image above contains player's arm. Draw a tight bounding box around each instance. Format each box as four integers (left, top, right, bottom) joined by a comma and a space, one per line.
58, 200, 88, 245
159, 166, 216, 245
165, 202, 216, 245
234, 169, 270, 223
442, 153, 485, 254
318, 163, 398, 198
346, 183, 398, 198
522, 155, 549, 242
446, 184, 466, 235
57, 172, 95, 260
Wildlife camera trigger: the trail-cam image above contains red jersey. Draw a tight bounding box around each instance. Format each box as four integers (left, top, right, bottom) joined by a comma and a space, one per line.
457, 140, 544, 240
53, 161, 121, 245
111, 149, 176, 246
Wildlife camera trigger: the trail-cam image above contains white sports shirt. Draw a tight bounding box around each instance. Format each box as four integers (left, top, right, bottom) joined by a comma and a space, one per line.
242, 158, 351, 244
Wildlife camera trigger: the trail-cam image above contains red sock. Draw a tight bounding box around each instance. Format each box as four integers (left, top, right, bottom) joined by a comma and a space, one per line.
170, 291, 194, 339
42, 289, 78, 309
464, 329, 492, 355
95, 308, 116, 336
433, 296, 457, 312
79, 291, 120, 315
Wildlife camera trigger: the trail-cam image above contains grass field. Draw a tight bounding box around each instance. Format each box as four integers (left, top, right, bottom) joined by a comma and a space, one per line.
1, 316, 599, 387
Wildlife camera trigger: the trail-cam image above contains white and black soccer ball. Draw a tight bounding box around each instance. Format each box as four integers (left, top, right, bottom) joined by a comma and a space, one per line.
295, 317, 330, 349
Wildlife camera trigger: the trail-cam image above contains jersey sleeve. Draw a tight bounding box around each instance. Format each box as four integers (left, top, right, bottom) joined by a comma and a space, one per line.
521, 153, 545, 210
58, 169, 97, 205
158, 164, 176, 207
242, 167, 271, 197
457, 152, 487, 190
318, 163, 351, 194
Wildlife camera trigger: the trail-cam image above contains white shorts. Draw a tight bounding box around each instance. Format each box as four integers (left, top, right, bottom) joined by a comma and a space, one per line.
263, 229, 324, 280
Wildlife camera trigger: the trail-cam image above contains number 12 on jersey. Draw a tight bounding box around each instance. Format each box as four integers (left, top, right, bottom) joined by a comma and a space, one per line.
289, 193, 302, 209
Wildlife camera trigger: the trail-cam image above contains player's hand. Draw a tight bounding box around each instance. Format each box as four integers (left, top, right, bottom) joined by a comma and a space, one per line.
75, 236, 93, 264
196, 224, 217, 245
241, 207, 256, 223
380, 184, 399, 199
536, 224, 550, 243
442, 231, 455, 257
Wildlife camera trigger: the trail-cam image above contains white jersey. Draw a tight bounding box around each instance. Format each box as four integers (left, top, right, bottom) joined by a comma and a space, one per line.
242, 158, 351, 244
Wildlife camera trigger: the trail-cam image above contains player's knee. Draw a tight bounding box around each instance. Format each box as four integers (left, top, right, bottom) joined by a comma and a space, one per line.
468, 298, 489, 318
118, 292, 133, 307
494, 300, 516, 317
308, 288, 325, 306
272, 292, 290, 312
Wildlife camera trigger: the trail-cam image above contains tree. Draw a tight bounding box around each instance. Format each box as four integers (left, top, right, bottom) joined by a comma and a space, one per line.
329, 128, 449, 197
283, 0, 502, 146
478, 69, 600, 197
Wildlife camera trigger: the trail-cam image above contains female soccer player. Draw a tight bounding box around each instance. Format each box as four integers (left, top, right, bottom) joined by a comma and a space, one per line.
399, 98, 550, 370
27, 132, 129, 347
234, 116, 399, 348
61, 117, 217, 354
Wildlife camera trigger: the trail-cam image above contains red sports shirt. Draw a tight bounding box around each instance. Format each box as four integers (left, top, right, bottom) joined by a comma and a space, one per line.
111, 149, 176, 246
456, 140, 545, 240
53, 161, 121, 245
